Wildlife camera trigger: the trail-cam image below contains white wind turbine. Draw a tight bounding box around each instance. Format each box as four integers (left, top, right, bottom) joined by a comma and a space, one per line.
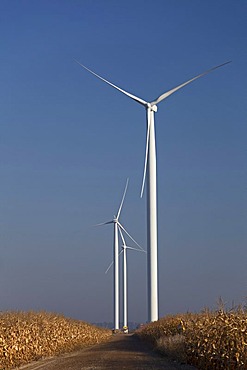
105, 224, 145, 332
97, 178, 142, 330
118, 227, 145, 332
76, 59, 231, 322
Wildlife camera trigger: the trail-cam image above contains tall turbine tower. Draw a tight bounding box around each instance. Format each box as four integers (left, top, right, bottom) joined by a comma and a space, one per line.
76, 60, 231, 322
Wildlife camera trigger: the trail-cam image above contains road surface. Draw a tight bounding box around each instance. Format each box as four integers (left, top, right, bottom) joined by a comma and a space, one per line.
19, 334, 197, 370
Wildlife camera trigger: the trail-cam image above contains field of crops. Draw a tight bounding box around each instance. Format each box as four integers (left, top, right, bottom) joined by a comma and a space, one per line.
137, 309, 247, 369
0, 311, 111, 370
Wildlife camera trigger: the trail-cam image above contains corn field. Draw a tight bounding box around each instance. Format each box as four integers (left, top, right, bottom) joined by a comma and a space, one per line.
137, 310, 247, 369
0, 311, 111, 370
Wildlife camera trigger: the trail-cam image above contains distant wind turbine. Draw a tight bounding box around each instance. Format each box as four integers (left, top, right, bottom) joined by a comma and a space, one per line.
118, 227, 145, 332
105, 224, 145, 332
76, 59, 231, 322
96, 178, 142, 330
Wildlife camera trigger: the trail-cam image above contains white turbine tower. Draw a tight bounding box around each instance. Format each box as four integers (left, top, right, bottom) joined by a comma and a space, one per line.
97, 178, 142, 330
76, 60, 231, 322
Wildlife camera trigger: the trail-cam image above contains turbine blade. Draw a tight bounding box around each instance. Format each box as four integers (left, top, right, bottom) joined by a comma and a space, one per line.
126, 246, 146, 253
94, 220, 113, 226
151, 61, 232, 105
118, 221, 145, 251
140, 109, 151, 198
74, 59, 148, 107
116, 178, 129, 220
105, 260, 113, 274
105, 250, 124, 274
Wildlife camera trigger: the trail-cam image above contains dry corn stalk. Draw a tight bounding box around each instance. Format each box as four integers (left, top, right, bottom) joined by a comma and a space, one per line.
137, 310, 247, 369
0, 311, 111, 370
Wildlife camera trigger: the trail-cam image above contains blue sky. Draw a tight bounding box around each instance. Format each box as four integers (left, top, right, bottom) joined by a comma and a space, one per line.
0, 0, 246, 324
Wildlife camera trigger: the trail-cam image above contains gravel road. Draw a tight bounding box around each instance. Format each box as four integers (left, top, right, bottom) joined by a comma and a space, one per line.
18, 334, 197, 370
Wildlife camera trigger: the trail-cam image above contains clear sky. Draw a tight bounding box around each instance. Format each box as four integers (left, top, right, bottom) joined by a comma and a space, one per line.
1, 0, 246, 324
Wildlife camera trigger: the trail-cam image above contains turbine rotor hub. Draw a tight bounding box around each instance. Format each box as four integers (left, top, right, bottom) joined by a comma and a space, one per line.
151, 104, 158, 112
147, 103, 158, 112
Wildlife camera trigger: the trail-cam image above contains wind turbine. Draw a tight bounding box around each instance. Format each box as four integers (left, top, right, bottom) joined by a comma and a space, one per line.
118, 227, 145, 332
105, 223, 145, 332
97, 178, 142, 330
76, 59, 231, 322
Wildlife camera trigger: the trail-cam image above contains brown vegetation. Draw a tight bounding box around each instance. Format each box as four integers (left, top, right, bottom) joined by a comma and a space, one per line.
0, 311, 111, 370
137, 309, 247, 369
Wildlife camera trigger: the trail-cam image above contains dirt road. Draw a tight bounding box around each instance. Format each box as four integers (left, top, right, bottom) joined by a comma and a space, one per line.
19, 334, 197, 370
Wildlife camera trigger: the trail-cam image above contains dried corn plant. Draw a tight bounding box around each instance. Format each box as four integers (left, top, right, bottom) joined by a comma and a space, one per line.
0, 311, 111, 370
137, 310, 247, 369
